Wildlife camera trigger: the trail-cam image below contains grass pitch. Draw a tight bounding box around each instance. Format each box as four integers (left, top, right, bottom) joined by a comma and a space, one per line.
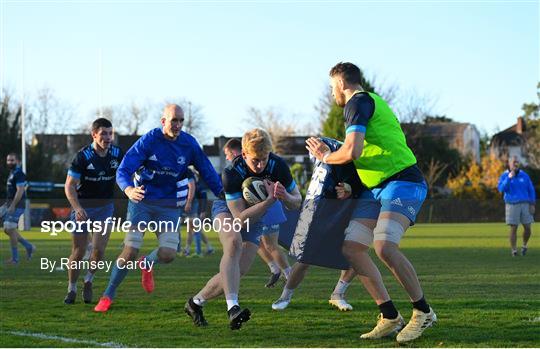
1, 223, 539, 347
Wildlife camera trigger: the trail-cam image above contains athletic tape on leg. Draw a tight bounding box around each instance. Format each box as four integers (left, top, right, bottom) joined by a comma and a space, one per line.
344, 220, 373, 246
373, 218, 405, 244
124, 231, 144, 249
158, 231, 180, 250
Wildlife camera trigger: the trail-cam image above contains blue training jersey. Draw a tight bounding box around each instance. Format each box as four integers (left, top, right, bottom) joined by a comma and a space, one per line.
68, 144, 123, 207
117, 128, 222, 207
6, 166, 27, 209
497, 169, 536, 204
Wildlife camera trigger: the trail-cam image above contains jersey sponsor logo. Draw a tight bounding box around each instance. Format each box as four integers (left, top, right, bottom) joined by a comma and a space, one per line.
86, 163, 95, 170
407, 206, 416, 215
177, 156, 186, 165
390, 198, 403, 206
148, 154, 158, 161
110, 159, 119, 169
98, 171, 106, 176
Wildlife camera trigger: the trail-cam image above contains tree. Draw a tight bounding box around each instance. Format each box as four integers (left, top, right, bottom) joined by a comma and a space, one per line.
0, 90, 22, 198
244, 107, 296, 154
321, 102, 345, 140
423, 115, 453, 123
523, 82, 540, 168
446, 153, 506, 200
403, 126, 463, 189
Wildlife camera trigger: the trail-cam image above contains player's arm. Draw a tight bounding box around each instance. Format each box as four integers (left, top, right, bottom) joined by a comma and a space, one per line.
271, 158, 302, 210
306, 132, 364, 165
65, 153, 88, 220
273, 182, 302, 210
307, 93, 372, 165
185, 178, 195, 213
191, 138, 224, 196
65, 175, 88, 221
117, 137, 148, 202
497, 172, 510, 193
8, 185, 25, 213
226, 184, 276, 228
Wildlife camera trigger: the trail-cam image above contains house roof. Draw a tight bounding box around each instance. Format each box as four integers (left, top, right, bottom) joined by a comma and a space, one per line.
491, 124, 525, 147
401, 122, 473, 147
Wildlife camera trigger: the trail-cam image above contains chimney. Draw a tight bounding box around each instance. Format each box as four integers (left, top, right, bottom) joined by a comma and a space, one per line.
516, 117, 525, 134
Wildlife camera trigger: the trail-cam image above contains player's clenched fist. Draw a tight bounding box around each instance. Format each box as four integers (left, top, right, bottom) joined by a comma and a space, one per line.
125, 185, 145, 203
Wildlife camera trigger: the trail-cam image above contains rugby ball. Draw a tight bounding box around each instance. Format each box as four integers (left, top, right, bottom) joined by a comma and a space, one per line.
242, 177, 268, 206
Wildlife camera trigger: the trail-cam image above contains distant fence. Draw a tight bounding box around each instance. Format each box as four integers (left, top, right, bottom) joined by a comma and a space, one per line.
417, 199, 539, 223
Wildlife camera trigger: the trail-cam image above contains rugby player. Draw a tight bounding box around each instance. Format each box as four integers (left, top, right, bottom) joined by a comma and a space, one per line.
185, 128, 302, 330
223, 138, 290, 288
306, 62, 436, 343
2, 153, 34, 264
182, 167, 214, 257
94, 104, 222, 312
64, 118, 122, 304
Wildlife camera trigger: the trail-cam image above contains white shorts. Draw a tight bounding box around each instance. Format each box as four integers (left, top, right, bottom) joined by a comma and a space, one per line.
505, 203, 534, 225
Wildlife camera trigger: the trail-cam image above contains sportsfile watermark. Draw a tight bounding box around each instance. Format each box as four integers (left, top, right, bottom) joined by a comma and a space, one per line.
40, 217, 250, 235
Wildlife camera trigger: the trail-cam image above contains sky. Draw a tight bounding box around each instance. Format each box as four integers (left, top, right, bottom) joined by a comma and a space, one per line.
2, 0, 539, 144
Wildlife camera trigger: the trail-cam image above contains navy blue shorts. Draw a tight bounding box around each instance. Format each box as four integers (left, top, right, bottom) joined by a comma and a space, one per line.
70, 203, 114, 235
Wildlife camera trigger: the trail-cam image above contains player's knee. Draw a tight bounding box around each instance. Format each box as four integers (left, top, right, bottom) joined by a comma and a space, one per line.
341, 243, 359, 261
157, 248, 176, 263
4, 225, 16, 235
121, 248, 138, 262
373, 243, 395, 263
91, 248, 104, 261
224, 237, 243, 257
71, 247, 86, 260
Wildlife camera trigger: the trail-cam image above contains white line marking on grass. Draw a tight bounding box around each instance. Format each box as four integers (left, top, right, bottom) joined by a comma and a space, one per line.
4, 331, 126, 347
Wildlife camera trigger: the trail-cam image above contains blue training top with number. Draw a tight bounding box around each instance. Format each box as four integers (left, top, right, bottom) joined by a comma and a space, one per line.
68, 144, 123, 207
290, 137, 363, 270
6, 166, 27, 209
117, 127, 222, 207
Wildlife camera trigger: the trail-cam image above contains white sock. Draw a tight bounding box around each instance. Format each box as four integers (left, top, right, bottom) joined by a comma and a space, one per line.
283, 266, 292, 280
225, 293, 239, 310
280, 287, 294, 300
267, 261, 279, 274
84, 271, 95, 283
68, 282, 77, 292
332, 279, 350, 295
193, 294, 206, 306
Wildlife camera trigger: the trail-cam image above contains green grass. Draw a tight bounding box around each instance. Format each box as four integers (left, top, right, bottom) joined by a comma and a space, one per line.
1, 223, 539, 347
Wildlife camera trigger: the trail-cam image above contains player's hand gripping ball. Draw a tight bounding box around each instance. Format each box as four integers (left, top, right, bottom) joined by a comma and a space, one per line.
242, 177, 268, 206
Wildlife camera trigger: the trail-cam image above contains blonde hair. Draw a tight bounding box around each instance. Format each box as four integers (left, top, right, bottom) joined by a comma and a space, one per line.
242, 128, 273, 157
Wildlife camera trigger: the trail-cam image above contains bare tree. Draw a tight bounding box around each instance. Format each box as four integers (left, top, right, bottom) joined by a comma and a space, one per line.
30, 87, 76, 135
243, 107, 297, 154
394, 89, 439, 123
424, 158, 448, 195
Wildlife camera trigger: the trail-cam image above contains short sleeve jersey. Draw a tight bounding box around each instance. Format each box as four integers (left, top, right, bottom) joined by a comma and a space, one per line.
344, 92, 423, 186
68, 144, 123, 206
6, 166, 27, 208
222, 152, 296, 201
